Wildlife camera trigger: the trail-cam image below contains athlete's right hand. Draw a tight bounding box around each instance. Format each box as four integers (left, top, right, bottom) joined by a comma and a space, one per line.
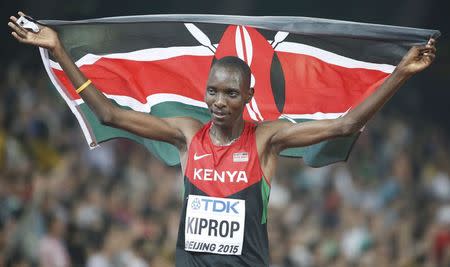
8, 11, 61, 52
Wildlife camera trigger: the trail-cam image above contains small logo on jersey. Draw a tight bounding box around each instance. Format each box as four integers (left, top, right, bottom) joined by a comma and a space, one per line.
191, 197, 201, 210
233, 152, 249, 162
194, 153, 212, 161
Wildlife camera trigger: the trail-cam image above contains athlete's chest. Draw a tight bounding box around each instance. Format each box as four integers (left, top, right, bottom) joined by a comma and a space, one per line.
186, 135, 263, 198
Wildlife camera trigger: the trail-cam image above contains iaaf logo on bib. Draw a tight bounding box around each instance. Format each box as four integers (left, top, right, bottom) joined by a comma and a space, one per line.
190, 197, 240, 214
191, 198, 201, 210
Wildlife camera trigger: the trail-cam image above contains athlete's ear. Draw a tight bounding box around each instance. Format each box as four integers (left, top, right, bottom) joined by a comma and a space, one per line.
246, 87, 254, 104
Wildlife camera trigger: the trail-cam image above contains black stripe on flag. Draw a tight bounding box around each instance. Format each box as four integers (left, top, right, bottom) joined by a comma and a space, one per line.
44, 15, 439, 63
52, 22, 228, 61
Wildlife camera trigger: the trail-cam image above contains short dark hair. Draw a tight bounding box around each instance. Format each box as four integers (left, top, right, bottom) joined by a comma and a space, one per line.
211, 56, 251, 88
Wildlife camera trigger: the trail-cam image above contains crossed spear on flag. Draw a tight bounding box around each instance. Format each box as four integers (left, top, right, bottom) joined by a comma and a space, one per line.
183, 23, 290, 122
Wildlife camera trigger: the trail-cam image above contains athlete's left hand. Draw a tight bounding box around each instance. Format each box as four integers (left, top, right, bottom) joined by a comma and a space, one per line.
397, 38, 436, 75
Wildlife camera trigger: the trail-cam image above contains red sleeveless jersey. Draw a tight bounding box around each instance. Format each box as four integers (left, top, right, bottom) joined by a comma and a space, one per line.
186, 120, 269, 197
176, 121, 272, 267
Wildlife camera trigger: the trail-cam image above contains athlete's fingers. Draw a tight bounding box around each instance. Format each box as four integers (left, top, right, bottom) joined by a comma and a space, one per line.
9, 15, 18, 23
428, 38, 436, 45
14, 11, 44, 34
421, 53, 435, 66
421, 49, 436, 56
10, 15, 24, 27
428, 46, 436, 53
412, 46, 426, 53
423, 48, 436, 56
423, 53, 436, 61
7, 21, 28, 38
418, 46, 436, 54
18, 11, 35, 24
7, 21, 25, 36
418, 43, 436, 50
425, 42, 436, 50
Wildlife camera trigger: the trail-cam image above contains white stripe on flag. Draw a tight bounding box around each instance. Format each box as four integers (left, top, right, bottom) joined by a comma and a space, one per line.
245, 103, 258, 121
250, 97, 264, 121
235, 27, 244, 62
280, 112, 346, 120
281, 110, 365, 132
49, 45, 214, 70
275, 42, 396, 73
49, 42, 395, 74
242, 26, 253, 65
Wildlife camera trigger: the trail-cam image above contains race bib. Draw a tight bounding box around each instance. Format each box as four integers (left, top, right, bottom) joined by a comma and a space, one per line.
185, 195, 246, 255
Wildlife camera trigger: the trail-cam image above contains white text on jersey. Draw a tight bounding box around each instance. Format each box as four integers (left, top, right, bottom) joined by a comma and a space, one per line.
193, 168, 248, 183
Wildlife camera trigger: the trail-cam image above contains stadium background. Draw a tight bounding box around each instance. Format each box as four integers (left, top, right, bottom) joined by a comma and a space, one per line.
0, 0, 449, 266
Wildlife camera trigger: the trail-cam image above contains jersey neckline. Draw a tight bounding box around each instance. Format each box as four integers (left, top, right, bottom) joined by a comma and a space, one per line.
207, 121, 249, 148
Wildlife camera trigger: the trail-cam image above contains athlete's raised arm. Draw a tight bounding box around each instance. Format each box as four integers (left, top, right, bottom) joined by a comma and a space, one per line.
8, 12, 202, 150
260, 39, 436, 154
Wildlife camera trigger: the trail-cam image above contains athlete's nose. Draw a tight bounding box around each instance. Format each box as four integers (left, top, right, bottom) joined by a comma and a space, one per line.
213, 93, 226, 109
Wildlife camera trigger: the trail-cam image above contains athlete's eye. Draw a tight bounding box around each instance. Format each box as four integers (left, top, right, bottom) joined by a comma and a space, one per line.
207, 88, 216, 95
228, 90, 239, 97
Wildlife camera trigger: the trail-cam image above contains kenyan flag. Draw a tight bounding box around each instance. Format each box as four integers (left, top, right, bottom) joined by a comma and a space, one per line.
38, 15, 439, 167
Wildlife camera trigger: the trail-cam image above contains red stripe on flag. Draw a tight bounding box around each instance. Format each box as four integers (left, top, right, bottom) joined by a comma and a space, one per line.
277, 51, 390, 114
51, 47, 390, 116
52, 55, 214, 103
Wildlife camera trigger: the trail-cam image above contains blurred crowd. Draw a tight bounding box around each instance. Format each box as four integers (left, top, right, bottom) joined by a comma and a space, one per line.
0, 63, 449, 267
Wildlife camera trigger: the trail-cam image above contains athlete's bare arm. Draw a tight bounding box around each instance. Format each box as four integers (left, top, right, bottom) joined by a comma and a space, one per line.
8, 12, 202, 151
256, 40, 436, 175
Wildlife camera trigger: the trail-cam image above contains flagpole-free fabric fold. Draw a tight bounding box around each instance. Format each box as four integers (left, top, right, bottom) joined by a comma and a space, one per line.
38, 14, 440, 167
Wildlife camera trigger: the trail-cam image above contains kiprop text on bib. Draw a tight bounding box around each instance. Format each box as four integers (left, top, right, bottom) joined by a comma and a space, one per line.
185, 195, 246, 255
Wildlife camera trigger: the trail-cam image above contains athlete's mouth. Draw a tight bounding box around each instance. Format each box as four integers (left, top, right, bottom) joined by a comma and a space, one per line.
212, 110, 228, 119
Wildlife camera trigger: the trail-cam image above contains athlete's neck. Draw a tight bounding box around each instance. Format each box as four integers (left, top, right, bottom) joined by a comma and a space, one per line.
210, 120, 244, 146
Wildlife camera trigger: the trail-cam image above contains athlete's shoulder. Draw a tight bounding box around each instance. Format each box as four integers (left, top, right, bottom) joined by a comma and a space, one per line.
165, 117, 205, 149
255, 119, 292, 138
254, 119, 294, 156
165, 116, 205, 132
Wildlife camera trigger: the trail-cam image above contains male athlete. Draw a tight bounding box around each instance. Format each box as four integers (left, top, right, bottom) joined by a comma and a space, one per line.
9, 11, 436, 267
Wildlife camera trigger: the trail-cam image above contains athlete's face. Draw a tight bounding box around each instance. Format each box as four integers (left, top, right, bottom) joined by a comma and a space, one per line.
205, 66, 253, 127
